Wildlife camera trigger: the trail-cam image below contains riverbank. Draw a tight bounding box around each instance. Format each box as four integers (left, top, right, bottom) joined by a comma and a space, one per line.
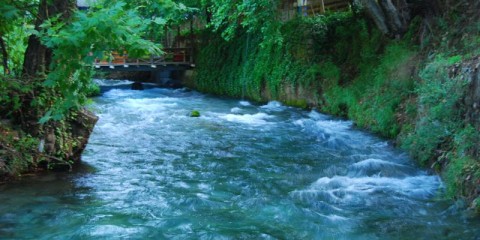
185, 7, 480, 212
0, 78, 98, 181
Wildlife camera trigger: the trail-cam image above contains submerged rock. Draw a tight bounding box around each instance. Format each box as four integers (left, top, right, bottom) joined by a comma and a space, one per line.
131, 82, 144, 90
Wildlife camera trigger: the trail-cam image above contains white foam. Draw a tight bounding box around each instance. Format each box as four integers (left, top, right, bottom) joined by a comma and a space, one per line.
306, 175, 441, 202
173, 87, 189, 93
103, 89, 135, 98
220, 113, 274, 125
174, 181, 190, 189
308, 110, 329, 120
315, 120, 353, 135
325, 214, 348, 222
196, 193, 209, 199
230, 107, 242, 113
239, 101, 252, 106
89, 225, 144, 237
352, 158, 403, 168
260, 101, 286, 111
292, 118, 356, 150
94, 79, 133, 86
293, 119, 305, 127
348, 158, 415, 178
121, 98, 178, 113
294, 118, 353, 139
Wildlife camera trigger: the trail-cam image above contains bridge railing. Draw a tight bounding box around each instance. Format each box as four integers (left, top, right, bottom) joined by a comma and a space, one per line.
313, 0, 350, 13
296, 0, 350, 16
94, 47, 194, 69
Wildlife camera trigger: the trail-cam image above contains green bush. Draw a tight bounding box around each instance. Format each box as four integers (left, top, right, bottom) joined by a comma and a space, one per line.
401, 54, 468, 165
194, 11, 357, 103
85, 82, 101, 97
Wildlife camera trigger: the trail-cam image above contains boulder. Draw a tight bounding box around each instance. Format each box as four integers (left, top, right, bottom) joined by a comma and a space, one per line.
190, 110, 200, 117
69, 108, 99, 161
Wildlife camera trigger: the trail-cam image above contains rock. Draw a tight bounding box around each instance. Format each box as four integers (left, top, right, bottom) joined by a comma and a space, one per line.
0, 119, 13, 128
464, 60, 480, 130
131, 82, 144, 90
68, 108, 99, 161
190, 110, 200, 117
44, 130, 56, 154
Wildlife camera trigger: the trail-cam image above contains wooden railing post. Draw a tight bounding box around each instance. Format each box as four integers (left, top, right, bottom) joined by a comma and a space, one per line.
150, 54, 155, 68
190, 17, 194, 64
109, 52, 113, 69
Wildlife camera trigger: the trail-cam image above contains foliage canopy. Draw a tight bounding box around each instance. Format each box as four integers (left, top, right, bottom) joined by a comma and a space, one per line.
0, 0, 195, 122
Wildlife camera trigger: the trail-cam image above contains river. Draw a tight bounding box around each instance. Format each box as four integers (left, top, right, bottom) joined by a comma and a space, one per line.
0, 80, 479, 239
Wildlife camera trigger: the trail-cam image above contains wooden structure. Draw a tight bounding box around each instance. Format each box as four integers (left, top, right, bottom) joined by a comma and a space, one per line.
94, 47, 194, 71
311, 0, 350, 14
295, 0, 350, 15
281, 0, 350, 21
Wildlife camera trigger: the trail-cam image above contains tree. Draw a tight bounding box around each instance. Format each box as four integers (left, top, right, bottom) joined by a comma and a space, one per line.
20, 0, 191, 122
0, 0, 191, 175
196, 0, 282, 44
0, 0, 38, 75
357, 0, 410, 37
23, 0, 76, 78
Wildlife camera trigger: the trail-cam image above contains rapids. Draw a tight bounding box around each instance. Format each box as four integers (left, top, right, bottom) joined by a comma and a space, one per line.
1, 80, 479, 239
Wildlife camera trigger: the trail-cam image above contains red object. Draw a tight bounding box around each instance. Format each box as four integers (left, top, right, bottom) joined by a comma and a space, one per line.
173, 53, 185, 62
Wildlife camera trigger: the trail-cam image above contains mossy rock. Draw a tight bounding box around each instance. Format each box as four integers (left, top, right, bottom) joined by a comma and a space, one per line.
190, 110, 200, 117
285, 99, 308, 109
473, 197, 480, 214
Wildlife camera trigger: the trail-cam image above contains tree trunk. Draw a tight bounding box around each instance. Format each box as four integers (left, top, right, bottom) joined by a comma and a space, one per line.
360, 0, 389, 34
0, 35, 9, 75
206, 9, 212, 24
22, 0, 76, 78
378, 0, 405, 34
359, 0, 410, 37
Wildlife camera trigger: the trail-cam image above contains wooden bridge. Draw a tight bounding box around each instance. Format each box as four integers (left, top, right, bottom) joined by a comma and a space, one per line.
294, 0, 350, 15
309, 0, 350, 14
94, 47, 194, 71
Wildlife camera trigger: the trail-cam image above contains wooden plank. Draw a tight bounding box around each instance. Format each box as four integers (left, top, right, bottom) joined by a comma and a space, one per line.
308, 0, 349, 14
319, 0, 325, 13
93, 47, 194, 68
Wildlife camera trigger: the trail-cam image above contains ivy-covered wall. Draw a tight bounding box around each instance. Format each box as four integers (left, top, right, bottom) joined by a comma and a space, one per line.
191, 13, 417, 138
188, 12, 480, 212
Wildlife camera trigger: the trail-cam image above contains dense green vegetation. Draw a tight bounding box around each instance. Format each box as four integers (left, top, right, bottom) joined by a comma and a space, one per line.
0, 0, 192, 179
188, 1, 480, 211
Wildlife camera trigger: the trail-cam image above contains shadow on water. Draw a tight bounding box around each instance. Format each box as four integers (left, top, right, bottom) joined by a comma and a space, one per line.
0, 162, 97, 239
95, 79, 165, 94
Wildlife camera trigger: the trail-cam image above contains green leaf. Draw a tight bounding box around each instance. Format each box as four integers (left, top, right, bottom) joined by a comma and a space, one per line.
39, 111, 53, 124
153, 17, 167, 25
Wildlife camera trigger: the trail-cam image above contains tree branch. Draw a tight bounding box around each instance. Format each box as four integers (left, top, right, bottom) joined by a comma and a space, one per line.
0, 35, 10, 75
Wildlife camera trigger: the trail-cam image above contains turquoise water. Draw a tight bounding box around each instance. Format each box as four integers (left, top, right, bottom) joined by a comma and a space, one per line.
0, 80, 479, 239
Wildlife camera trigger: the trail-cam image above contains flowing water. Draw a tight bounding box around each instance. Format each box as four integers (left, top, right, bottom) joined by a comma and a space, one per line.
1, 80, 479, 239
